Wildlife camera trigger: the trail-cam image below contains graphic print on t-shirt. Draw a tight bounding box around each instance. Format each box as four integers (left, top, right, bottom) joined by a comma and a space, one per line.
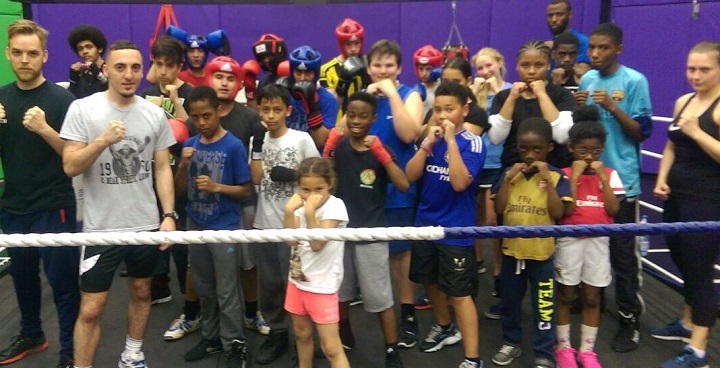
102, 135, 152, 184
261, 145, 299, 201
289, 244, 309, 282
188, 148, 226, 222
359, 169, 376, 188
145, 95, 185, 118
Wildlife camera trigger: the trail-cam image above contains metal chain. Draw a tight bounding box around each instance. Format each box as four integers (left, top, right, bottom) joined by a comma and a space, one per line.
444, 0, 465, 47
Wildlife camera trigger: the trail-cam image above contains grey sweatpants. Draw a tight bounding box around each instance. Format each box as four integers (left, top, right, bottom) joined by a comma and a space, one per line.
188, 220, 245, 350
256, 241, 290, 332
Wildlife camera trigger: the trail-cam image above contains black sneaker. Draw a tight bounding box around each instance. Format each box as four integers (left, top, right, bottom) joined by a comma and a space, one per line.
484, 302, 501, 320
385, 345, 404, 368
256, 330, 289, 364
611, 312, 640, 353
183, 338, 222, 362
0, 335, 48, 364
225, 339, 249, 368
57, 356, 74, 368
119, 262, 128, 277
476, 258, 487, 274
492, 276, 501, 298
398, 315, 418, 348
348, 294, 363, 307
151, 286, 172, 305
419, 323, 462, 353
339, 322, 356, 350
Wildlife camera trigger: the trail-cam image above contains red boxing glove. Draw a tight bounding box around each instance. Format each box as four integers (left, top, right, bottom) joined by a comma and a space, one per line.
368, 136, 393, 167
276, 60, 290, 77
242, 60, 261, 100
168, 118, 189, 144
323, 128, 343, 158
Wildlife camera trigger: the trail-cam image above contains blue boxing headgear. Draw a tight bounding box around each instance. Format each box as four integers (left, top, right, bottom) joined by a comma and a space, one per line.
186, 34, 209, 68
289, 46, 322, 84
166, 25, 230, 70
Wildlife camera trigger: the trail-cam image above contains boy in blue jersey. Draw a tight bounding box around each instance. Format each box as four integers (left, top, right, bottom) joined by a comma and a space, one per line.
405, 82, 486, 368
491, 117, 574, 368
175, 86, 252, 367
576, 22, 653, 353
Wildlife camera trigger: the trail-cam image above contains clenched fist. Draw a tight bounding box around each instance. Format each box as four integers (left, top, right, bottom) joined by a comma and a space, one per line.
23, 106, 50, 134
100, 120, 126, 145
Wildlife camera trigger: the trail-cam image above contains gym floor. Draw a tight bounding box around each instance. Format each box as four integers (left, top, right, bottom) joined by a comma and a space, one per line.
0, 253, 717, 368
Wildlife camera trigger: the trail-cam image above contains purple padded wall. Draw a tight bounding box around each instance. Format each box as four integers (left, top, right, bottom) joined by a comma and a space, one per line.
28, 1, 597, 88
613, 1, 720, 172
27, 0, 720, 174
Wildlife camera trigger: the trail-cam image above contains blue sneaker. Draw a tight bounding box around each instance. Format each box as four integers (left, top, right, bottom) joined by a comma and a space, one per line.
650, 319, 691, 343
661, 347, 709, 368
419, 323, 462, 352
118, 351, 147, 368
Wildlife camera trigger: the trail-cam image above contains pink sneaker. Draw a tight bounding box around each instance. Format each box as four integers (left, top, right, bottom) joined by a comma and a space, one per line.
554, 347, 578, 368
577, 350, 602, 368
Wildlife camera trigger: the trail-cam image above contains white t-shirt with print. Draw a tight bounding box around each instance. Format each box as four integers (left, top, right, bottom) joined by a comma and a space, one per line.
60, 93, 176, 232
253, 129, 319, 229
289, 195, 348, 294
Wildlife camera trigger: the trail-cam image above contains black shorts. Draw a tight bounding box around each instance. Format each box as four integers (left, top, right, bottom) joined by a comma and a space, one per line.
477, 168, 502, 189
80, 244, 161, 292
409, 240, 478, 297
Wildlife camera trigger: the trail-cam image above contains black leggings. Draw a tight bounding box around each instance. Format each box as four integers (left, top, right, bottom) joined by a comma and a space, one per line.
663, 196, 720, 327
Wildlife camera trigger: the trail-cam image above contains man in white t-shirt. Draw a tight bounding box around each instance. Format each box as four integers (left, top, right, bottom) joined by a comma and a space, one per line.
60, 40, 176, 368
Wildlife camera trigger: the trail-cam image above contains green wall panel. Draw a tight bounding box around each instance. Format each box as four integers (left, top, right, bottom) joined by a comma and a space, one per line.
0, 0, 23, 85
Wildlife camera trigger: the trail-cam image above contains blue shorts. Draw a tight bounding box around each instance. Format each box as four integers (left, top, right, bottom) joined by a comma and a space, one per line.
386, 207, 415, 254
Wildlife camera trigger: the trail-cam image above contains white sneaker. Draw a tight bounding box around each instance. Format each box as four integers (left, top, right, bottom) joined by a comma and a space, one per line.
244, 311, 271, 335
118, 350, 147, 368
163, 314, 201, 341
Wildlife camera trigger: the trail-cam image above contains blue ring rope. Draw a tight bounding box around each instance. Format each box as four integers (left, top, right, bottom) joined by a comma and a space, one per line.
443, 221, 720, 239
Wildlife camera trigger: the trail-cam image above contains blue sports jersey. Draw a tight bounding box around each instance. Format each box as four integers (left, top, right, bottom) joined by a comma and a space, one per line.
184, 132, 251, 230
369, 84, 417, 208
415, 130, 486, 246
579, 65, 652, 197
287, 87, 337, 133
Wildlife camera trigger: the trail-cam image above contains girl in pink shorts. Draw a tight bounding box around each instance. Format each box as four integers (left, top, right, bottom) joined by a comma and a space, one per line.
283, 157, 350, 368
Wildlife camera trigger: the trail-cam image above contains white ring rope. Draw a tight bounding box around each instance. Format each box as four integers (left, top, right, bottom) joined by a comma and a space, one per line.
0, 227, 446, 248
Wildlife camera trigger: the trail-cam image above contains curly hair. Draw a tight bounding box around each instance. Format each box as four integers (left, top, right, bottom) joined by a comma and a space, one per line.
68, 25, 107, 56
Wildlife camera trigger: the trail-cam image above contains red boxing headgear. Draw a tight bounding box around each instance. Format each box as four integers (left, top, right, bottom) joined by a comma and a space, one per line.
205, 56, 244, 100
413, 44, 443, 81
335, 18, 364, 58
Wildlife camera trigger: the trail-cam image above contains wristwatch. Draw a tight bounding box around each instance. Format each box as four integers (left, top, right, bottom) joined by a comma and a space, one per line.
162, 211, 179, 220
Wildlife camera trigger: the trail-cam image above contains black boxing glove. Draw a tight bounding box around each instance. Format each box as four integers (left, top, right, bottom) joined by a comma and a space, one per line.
336, 56, 365, 98
275, 76, 292, 90
292, 81, 323, 130
270, 166, 297, 182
